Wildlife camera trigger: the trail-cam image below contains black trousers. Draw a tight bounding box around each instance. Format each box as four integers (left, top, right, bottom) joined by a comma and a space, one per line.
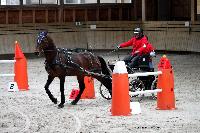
123, 54, 140, 68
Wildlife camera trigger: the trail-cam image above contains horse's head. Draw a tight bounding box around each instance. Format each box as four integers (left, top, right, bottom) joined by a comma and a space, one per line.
35, 31, 55, 56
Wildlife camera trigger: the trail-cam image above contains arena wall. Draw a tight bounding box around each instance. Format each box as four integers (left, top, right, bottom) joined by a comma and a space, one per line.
0, 21, 200, 54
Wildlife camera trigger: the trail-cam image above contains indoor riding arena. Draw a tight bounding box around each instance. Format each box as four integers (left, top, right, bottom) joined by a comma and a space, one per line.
0, 0, 200, 133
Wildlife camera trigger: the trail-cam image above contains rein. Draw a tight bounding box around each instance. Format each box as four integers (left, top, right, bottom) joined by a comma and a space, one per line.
101, 48, 119, 56
101, 48, 120, 61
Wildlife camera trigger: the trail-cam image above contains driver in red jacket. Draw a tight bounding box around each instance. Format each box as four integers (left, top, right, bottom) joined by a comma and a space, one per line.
117, 27, 155, 68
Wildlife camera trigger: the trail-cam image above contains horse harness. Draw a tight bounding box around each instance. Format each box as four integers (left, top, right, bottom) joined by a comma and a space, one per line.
45, 48, 101, 75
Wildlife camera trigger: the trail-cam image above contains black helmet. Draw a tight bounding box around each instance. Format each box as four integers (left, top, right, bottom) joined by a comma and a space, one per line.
133, 27, 143, 39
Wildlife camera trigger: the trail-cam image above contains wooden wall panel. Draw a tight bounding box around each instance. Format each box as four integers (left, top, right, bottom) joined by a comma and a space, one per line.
0, 11, 6, 24
8, 10, 19, 24
0, 33, 36, 54
75, 9, 85, 21
99, 8, 108, 21
0, 0, 195, 24
165, 32, 189, 51
171, 0, 190, 20
48, 10, 58, 23
122, 8, 130, 20
64, 9, 73, 22
1, 21, 200, 54
94, 31, 106, 49
188, 32, 200, 52
105, 31, 114, 49
111, 8, 119, 21
35, 10, 46, 23
146, 0, 157, 20
145, 31, 166, 50
135, 0, 142, 20
22, 10, 33, 23
74, 31, 88, 47
86, 31, 96, 49
87, 9, 97, 21
109, 31, 124, 48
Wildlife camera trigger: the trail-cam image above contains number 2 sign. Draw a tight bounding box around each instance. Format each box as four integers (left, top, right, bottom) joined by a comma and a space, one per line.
8, 82, 18, 92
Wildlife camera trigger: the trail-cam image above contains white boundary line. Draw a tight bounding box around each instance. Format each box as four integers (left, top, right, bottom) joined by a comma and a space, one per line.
5, 106, 31, 133
16, 108, 31, 132
66, 111, 82, 133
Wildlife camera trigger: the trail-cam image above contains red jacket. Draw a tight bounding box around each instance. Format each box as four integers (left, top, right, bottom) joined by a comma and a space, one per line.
119, 36, 154, 56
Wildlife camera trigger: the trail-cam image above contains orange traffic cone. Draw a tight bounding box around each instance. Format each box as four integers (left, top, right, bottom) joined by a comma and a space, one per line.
14, 41, 29, 91
15, 41, 25, 59
81, 76, 95, 99
156, 55, 175, 110
111, 61, 131, 116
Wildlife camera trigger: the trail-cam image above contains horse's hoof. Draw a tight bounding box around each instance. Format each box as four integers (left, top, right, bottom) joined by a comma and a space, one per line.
71, 100, 77, 105
52, 98, 57, 104
58, 104, 64, 108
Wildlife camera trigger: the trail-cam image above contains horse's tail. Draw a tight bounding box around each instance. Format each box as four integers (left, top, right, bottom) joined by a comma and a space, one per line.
97, 56, 112, 95
97, 56, 112, 76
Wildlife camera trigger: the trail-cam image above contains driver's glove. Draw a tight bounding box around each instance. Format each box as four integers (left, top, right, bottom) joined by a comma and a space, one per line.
117, 46, 121, 49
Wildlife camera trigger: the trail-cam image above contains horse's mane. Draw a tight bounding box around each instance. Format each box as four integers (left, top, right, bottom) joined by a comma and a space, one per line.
46, 36, 56, 48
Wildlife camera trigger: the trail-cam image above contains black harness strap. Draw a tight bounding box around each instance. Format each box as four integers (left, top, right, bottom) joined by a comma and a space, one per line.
45, 48, 101, 75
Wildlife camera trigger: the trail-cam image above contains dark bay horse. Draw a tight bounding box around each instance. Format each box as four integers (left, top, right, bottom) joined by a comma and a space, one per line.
35, 31, 112, 108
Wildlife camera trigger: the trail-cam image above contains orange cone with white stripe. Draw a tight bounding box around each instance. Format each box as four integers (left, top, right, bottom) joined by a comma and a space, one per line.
111, 61, 131, 116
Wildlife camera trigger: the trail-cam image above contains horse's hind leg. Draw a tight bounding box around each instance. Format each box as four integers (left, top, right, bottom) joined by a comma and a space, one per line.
45, 75, 57, 104
58, 76, 65, 108
71, 77, 85, 105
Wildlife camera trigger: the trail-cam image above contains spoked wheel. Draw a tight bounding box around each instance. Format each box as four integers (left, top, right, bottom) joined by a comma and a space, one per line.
129, 79, 145, 99
99, 83, 112, 100
150, 78, 158, 100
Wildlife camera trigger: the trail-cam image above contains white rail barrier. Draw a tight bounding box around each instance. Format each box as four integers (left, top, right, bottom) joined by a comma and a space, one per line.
0, 60, 16, 63
0, 60, 16, 77
129, 89, 162, 96
128, 71, 162, 78
128, 71, 162, 96
0, 74, 15, 77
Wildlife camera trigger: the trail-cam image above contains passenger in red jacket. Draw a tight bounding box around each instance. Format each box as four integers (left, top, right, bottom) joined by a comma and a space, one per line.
117, 27, 155, 68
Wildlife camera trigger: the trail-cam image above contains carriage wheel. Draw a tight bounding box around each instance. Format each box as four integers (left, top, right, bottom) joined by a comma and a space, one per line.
99, 83, 112, 100
150, 78, 158, 99
129, 79, 145, 97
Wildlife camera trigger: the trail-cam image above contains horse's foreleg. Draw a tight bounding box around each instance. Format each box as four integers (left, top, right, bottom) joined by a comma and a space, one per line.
71, 77, 85, 105
58, 76, 65, 108
45, 75, 57, 104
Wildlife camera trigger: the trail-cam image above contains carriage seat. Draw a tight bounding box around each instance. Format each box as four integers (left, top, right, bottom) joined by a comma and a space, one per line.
135, 54, 154, 72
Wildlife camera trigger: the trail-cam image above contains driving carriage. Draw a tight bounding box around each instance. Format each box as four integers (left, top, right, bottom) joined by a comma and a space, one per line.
99, 52, 158, 100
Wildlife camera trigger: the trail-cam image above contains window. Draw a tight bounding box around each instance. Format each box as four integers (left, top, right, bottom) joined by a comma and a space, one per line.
65, 0, 97, 4
23, 0, 39, 4
198, 0, 200, 20
100, 0, 131, 3
23, 0, 59, 5
1, 0, 20, 5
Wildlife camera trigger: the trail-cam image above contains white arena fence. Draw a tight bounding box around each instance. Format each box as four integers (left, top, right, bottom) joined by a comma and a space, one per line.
0, 60, 16, 77
128, 71, 162, 96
